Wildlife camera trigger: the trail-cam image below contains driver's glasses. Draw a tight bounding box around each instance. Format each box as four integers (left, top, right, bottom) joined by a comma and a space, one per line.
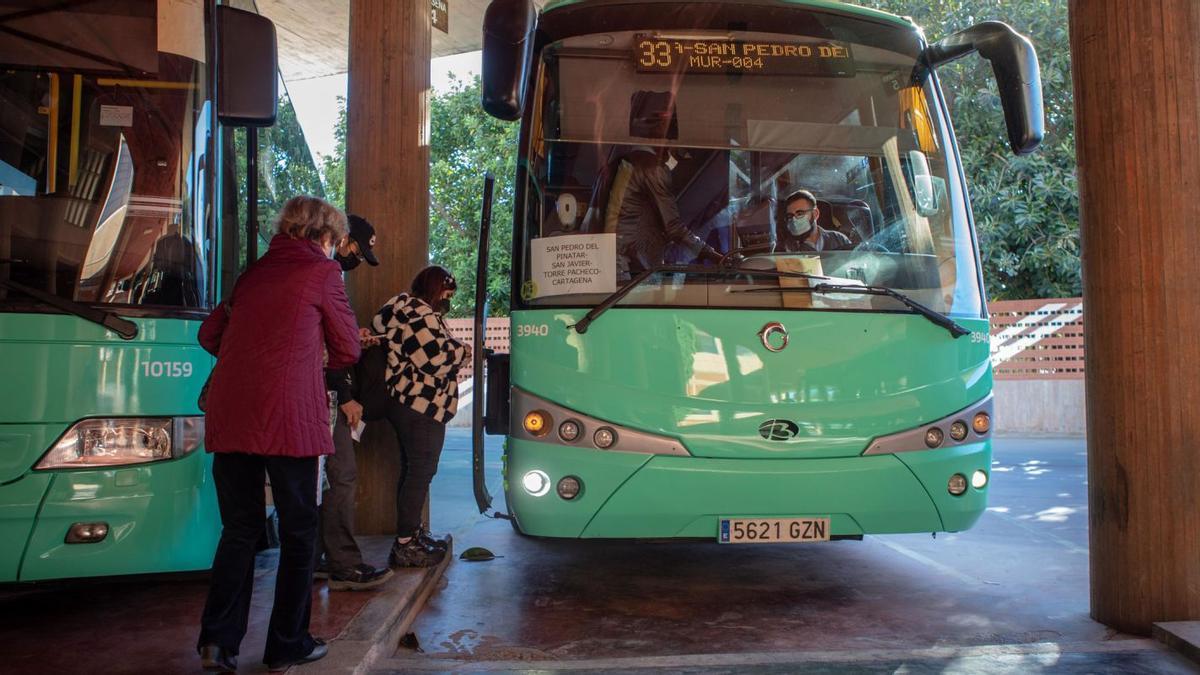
787, 207, 815, 220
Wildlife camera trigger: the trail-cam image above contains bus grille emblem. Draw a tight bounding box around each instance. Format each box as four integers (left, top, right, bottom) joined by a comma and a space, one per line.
759, 419, 800, 441
758, 322, 789, 352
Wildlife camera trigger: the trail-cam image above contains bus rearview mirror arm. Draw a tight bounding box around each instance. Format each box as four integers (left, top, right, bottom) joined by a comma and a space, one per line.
482, 0, 537, 121
921, 21, 1044, 156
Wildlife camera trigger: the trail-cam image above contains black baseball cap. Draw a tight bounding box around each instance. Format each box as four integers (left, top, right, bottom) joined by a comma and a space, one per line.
347, 214, 379, 266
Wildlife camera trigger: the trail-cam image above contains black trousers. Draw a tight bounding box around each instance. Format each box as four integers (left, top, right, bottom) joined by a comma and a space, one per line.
317, 410, 364, 572
384, 400, 447, 536
198, 452, 319, 664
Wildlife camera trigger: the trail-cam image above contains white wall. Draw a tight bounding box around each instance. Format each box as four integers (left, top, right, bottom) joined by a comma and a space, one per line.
993, 379, 1087, 436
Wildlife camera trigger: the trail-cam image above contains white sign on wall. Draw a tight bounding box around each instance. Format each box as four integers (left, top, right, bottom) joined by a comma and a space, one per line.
528, 233, 616, 298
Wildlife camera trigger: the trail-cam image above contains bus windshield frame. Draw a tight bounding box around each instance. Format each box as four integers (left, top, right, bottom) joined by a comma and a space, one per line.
0, 0, 214, 317
514, 15, 986, 320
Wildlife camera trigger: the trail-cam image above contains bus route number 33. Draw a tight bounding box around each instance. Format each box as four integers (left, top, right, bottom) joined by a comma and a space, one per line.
516, 323, 550, 337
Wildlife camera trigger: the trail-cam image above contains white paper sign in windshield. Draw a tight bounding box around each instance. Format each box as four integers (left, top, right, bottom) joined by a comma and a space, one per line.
529, 233, 616, 298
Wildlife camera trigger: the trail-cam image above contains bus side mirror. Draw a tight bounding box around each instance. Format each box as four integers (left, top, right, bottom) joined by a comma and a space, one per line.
482, 0, 536, 121
907, 150, 942, 216
923, 21, 1044, 155
216, 5, 278, 127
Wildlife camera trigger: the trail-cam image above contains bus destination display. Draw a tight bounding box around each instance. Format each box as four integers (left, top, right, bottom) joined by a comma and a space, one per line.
634, 35, 855, 77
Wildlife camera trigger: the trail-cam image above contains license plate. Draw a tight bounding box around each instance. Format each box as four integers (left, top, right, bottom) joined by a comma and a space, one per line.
718, 517, 831, 544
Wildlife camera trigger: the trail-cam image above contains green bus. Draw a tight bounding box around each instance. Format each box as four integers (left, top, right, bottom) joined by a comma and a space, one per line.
472, 0, 1042, 543
0, 1, 279, 581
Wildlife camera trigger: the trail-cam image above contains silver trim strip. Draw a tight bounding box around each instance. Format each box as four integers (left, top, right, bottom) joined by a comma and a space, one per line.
862, 395, 994, 456
510, 387, 691, 457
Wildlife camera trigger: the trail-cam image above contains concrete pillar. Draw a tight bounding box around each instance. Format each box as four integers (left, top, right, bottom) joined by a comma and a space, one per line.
346, 0, 431, 534
1070, 0, 1200, 634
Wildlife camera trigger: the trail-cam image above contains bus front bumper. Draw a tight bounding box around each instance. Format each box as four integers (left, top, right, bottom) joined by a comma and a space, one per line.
0, 450, 220, 582
504, 438, 991, 539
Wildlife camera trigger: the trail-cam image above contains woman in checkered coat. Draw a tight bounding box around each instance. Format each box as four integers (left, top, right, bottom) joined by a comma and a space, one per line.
371, 265, 470, 567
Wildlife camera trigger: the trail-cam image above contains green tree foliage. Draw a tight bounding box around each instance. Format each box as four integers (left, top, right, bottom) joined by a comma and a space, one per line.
862, 0, 1079, 299
257, 93, 326, 221
429, 75, 518, 317
229, 93, 325, 269
321, 97, 347, 210
319, 81, 516, 317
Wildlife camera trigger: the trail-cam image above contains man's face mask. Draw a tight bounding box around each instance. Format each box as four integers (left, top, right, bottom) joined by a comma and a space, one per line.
335, 251, 362, 271
787, 209, 815, 237
436, 298, 452, 315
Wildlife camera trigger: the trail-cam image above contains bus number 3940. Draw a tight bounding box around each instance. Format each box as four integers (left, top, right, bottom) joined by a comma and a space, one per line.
516, 324, 550, 337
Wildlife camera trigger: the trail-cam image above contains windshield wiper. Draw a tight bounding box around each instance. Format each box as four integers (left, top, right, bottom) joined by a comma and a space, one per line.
0, 278, 138, 340
572, 262, 828, 334
734, 283, 970, 338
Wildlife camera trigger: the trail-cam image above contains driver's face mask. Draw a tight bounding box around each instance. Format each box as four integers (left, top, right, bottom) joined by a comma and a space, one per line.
787, 211, 815, 237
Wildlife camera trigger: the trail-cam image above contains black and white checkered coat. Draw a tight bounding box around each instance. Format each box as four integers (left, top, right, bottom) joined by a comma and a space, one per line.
371, 293, 468, 424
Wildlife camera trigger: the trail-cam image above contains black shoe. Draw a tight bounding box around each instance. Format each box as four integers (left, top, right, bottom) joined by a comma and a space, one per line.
328, 564, 394, 591
313, 559, 331, 580
265, 638, 327, 671
416, 528, 449, 551
199, 644, 238, 673
388, 537, 446, 568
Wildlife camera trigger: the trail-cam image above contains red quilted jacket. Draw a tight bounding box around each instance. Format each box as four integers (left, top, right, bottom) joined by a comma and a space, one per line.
198, 235, 361, 457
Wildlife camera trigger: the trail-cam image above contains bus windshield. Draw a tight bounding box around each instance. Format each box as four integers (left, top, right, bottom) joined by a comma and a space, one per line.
0, 0, 211, 312
519, 25, 984, 318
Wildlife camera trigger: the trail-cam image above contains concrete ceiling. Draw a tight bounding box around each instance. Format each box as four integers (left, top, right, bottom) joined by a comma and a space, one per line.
256, 0, 543, 82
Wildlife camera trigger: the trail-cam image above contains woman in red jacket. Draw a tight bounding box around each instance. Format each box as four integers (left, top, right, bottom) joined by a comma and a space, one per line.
196, 196, 361, 673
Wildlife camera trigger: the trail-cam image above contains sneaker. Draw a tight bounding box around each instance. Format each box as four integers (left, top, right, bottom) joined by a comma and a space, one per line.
416, 528, 449, 551
327, 564, 393, 591
388, 537, 446, 568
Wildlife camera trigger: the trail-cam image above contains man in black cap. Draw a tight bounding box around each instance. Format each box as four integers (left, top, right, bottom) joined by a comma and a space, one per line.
317, 214, 390, 590
334, 214, 380, 270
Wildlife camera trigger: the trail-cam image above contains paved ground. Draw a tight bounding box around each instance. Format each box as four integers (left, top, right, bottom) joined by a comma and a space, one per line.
382, 433, 1198, 673
0, 534, 409, 674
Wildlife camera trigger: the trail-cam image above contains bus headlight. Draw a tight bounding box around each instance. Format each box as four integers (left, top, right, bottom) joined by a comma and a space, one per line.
558, 420, 581, 442
593, 427, 617, 449
35, 417, 204, 470
924, 427, 944, 448
973, 412, 991, 435
522, 470, 551, 497
556, 476, 582, 500
972, 470, 989, 489
949, 421, 969, 442
948, 473, 968, 496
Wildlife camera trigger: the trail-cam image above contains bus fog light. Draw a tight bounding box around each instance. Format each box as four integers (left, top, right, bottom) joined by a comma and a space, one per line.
523, 411, 551, 436
594, 427, 617, 449
924, 427, 944, 448
558, 420, 581, 442
973, 412, 991, 435
65, 522, 109, 544
948, 473, 968, 496
972, 470, 989, 489
556, 476, 582, 500
522, 470, 550, 497
949, 421, 969, 442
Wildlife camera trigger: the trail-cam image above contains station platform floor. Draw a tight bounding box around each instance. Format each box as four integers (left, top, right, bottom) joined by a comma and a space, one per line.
0, 536, 409, 674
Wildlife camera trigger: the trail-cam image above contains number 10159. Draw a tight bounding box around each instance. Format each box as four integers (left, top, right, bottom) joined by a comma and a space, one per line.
141, 361, 194, 378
